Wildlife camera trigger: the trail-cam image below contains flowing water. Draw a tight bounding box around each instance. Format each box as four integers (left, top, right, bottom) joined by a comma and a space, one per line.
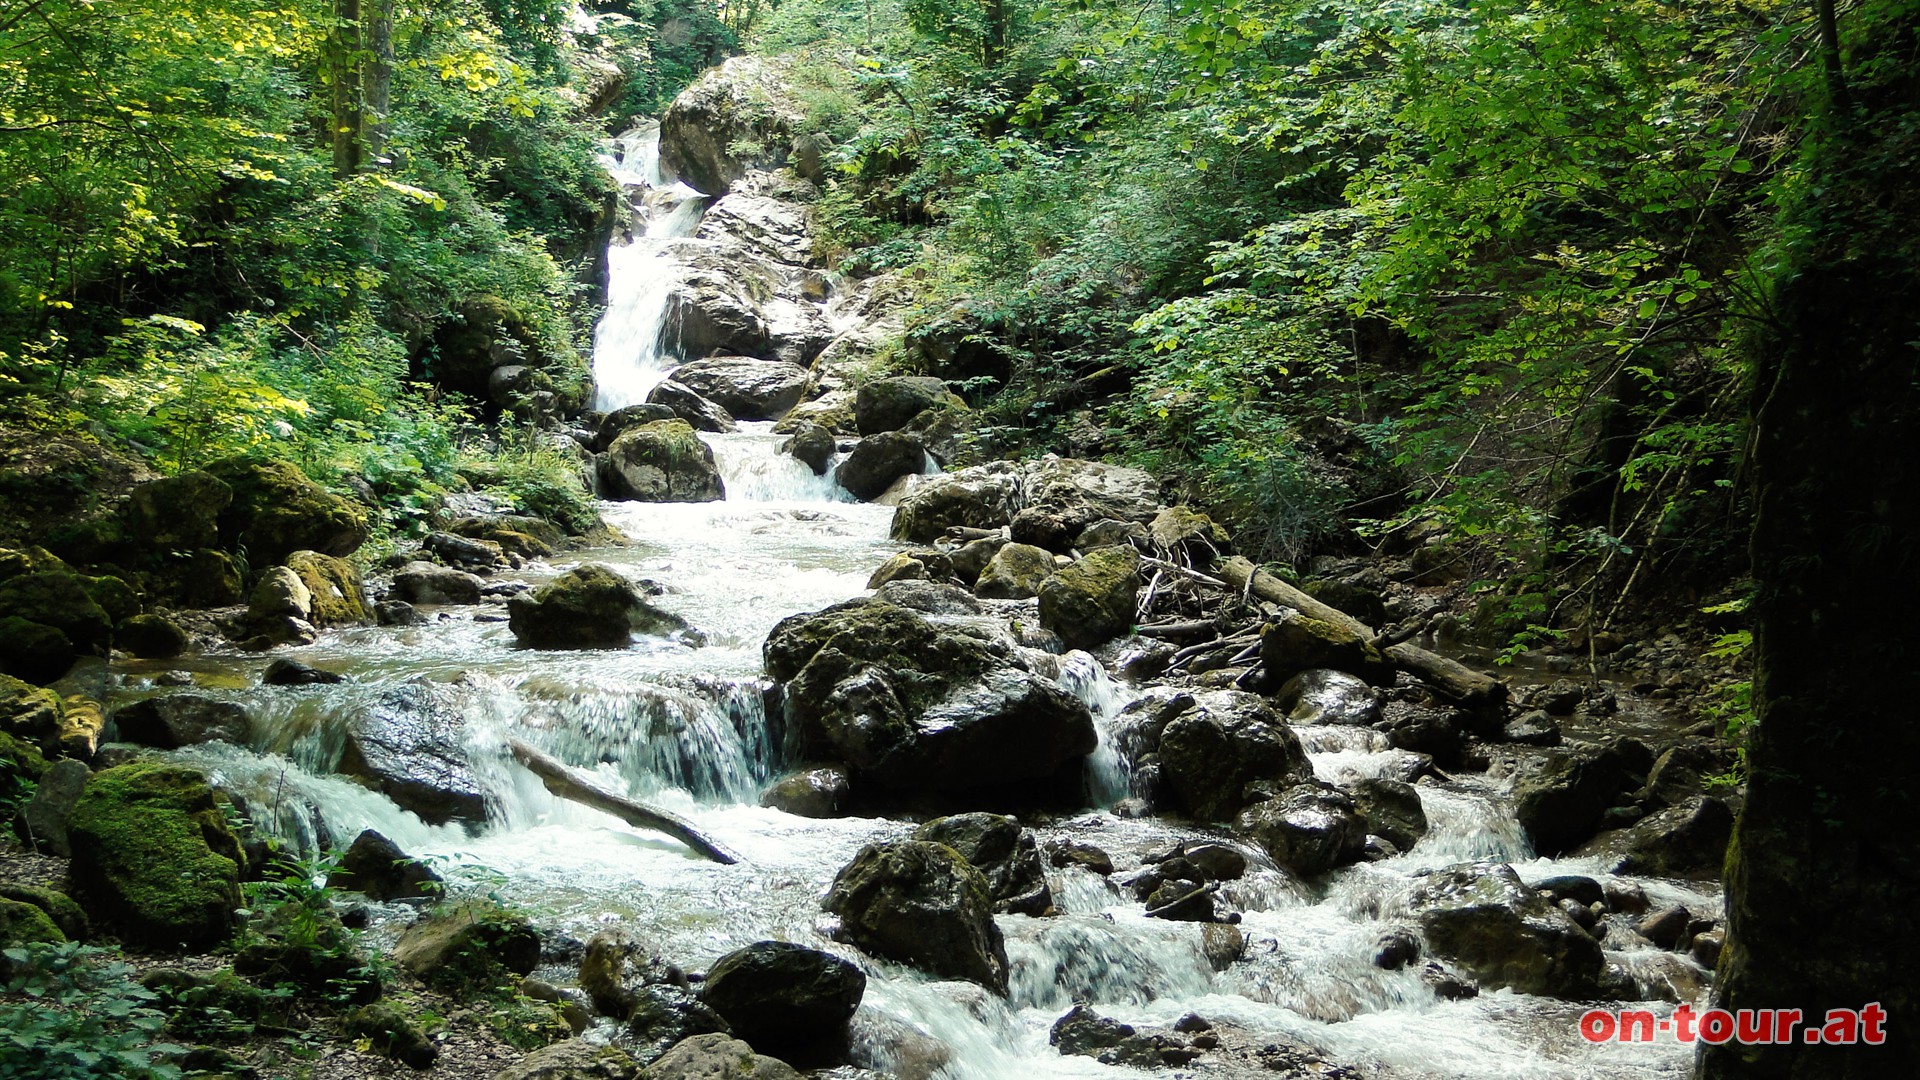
121, 132, 1719, 1079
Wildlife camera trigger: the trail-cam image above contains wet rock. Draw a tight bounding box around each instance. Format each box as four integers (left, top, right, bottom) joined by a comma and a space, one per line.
823, 840, 1009, 992
673, 357, 809, 421
424, 530, 505, 570
838, 431, 926, 501
778, 421, 836, 475
329, 828, 442, 901
1049, 1005, 1198, 1067
631, 983, 733, 1057
914, 813, 1053, 916
1274, 668, 1382, 726
205, 456, 368, 564
1347, 776, 1429, 852
598, 403, 680, 449
1603, 879, 1649, 915
1537, 679, 1585, 715
580, 930, 685, 1019
1235, 782, 1368, 876
1410, 861, 1603, 998
764, 597, 1096, 794
116, 613, 190, 659
759, 766, 850, 818
1512, 743, 1636, 856
1637, 905, 1692, 950
1202, 923, 1246, 971
870, 580, 980, 615
973, 542, 1053, 599
640, 1033, 800, 1080
339, 686, 488, 826
391, 561, 485, 605
648, 379, 738, 434
1420, 961, 1479, 1000
1690, 927, 1725, 967
263, 658, 346, 685
65, 762, 243, 950
700, 941, 865, 1061
855, 377, 963, 435
1532, 875, 1605, 908
1259, 609, 1389, 684
21, 757, 90, 856
847, 1009, 952, 1080
1158, 690, 1312, 821
864, 553, 926, 590
509, 563, 702, 649
1143, 878, 1218, 922
1579, 794, 1734, 879
376, 600, 421, 625
496, 1039, 641, 1080
111, 694, 250, 749
1503, 709, 1563, 746
347, 1001, 438, 1069
394, 903, 540, 995
1375, 700, 1466, 765
1373, 929, 1421, 969
889, 463, 1023, 542
1038, 545, 1140, 649
1046, 841, 1115, 875
899, 404, 971, 466
603, 420, 727, 503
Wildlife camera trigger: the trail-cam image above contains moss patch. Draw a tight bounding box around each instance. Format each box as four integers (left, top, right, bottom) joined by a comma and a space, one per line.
64, 761, 243, 950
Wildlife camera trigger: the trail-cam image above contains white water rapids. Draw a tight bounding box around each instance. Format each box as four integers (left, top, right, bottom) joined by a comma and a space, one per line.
124, 130, 1719, 1079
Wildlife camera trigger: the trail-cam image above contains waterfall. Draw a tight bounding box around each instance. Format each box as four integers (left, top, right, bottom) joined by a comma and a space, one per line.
592, 123, 708, 411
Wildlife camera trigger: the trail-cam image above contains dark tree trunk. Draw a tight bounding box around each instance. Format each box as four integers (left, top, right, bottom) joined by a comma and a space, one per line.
329, 0, 363, 178
1699, 8, 1920, 1077
361, 0, 393, 167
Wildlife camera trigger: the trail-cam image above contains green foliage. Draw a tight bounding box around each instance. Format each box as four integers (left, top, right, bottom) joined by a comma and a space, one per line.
0, 943, 186, 1079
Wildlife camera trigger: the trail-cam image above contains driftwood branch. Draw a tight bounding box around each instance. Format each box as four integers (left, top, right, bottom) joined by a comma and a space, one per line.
508, 739, 740, 865
1133, 619, 1218, 641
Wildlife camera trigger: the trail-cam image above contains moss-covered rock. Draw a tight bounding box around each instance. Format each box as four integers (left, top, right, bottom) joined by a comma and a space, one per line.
854, 376, 965, 436
0, 896, 65, 947
601, 420, 726, 502
0, 568, 112, 655
144, 548, 246, 609
1258, 609, 1389, 684
1147, 506, 1230, 565
1037, 545, 1140, 649
56, 694, 106, 758
347, 1001, 439, 1069
205, 457, 369, 565
233, 899, 380, 1003
507, 563, 702, 649
117, 613, 191, 659
0, 729, 48, 827
0, 673, 63, 744
124, 472, 232, 550
141, 967, 273, 1040
64, 762, 244, 950
974, 542, 1054, 600
0, 615, 72, 684
822, 840, 1008, 992
279, 551, 373, 626
0, 884, 88, 941
393, 904, 540, 998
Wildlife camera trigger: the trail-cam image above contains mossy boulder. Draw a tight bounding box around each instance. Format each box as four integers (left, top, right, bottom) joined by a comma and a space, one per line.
1258, 609, 1389, 684
0, 568, 112, 656
393, 904, 541, 998
823, 840, 1008, 992
124, 472, 231, 550
286, 551, 374, 626
973, 543, 1053, 600
1037, 545, 1140, 649
0, 615, 73, 684
854, 376, 965, 435
0, 673, 63, 745
1147, 506, 1230, 565
144, 548, 246, 609
0, 884, 88, 940
117, 613, 190, 659
888, 463, 1022, 543
864, 552, 926, 590
508, 563, 703, 649
64, 762, 243, 949
913, 813, 1052, 916
601, 420, 726, 503
205, 457, 369, 565
0, 897, 65, 947
347, 1001, 439, 1069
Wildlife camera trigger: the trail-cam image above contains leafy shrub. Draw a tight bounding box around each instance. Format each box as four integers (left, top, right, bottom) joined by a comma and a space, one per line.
0, 943, 185, 1079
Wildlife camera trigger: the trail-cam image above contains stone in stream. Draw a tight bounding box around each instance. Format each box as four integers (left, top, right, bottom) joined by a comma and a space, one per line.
836, 430, 926, 501
864, 552, 926, 590
601, 419, 727, 503
1156, 690, 1312, 822
888, 463, 1024, 542
1259, 609, 1390, 685
973, 542, 1053, 599
823, 839, 1009, 993
640, 1034, 799, 1080
1274, 668, 1383, 726
648, 379, 738, 434
262, 658, 346, 685
1038, 545, 1141, 649
758, 765, 850, 818
1511, 742, 1638, 856
64, 762, 244, 950
110, 693, 251, 749
913, 813, 1053, 916
286, 550, 376, 626
1408, 860, 1604, 999
764, 596, 1096, 795
390, 561, 485, 605
777, 421, 835, 475
1345, 776, 1429, 852
338, 685, 489, 826
1574, 794, 1734, 879
698, 941, 865, 1062
1235, 782, 1369, 876
671, 357, 810, 421
598, 403, 680, 450
508, 563, 703, 649
116, 613, 190, 659
328, 828, 442, 901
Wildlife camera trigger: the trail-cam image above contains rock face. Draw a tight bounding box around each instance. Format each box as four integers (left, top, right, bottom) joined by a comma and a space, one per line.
65, 762, 244, 949
1038, 546, 1140, 649
1236, 783, 1369, 876
699, 941, 865, 1060
1157, 691, 1312, 821
205, 457, 368, 565
1409, 861, 1603, 998
837, 431, 926, 501
640, 1034, 800, 1080
973, 542, 1054, 600
659, 56, 804, 196
338, 686, 488, 826
913, 813, 1053, 915
823, 840, 1009, 992
508, 563, 701, 649
603, 420, 726, 503
855, 377, 964, 435
672, 358, 809, 420
764, 597, 1096, 794
111, 694, 251, 749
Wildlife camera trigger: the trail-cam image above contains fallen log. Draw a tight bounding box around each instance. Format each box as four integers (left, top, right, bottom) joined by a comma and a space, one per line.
1217, 556, 1505, 710
508, 739, 740, 865
1133, 619, 1219, 641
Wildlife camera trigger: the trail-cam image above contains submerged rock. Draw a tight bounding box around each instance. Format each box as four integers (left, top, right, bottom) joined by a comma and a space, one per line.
823, 840, 1009, 993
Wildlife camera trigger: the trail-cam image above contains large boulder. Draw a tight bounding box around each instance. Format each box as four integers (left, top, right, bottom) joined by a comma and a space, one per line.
777, 422, 835, 475
1348, 777, 1429, 852
603, 420, 726, 503
0, 613, 75, 683
20, 756, 87, 857
65, 762, 244, 949
598, 404, 679, 449
1157, 690, 1312, 821
338, 686, 488, 826
640, 1034, 799, 1080
837, 432, 926, 501
1235, 783, 1369, 876
497, 1040, 641, 1080
672, 358, 809, 421
763, 597, 1096, 793
1512, 744, 1635, 856
855, 377, 965, 435
390, 561, 485, 606
1023, 457, 1161, 531
648, 380, 738, 434
1573, 795, 1733, 878
1260, 610, 1389, 685
973, 542, 1053, 600
205, 457, 369, 565
394, 903, 540, 996
0, 565, 112, 657
659, 56, 805, 197
699, 941, 865, 1061
1038, 545, 1140, 649
111, 694, 251, 749
116, 613, 190, 659
508, 563, 701, 649
1409, 861, 1604, 999
124, 472, 230, 550
913, 813, 1052, 916
1275, 669, 1382, 726
287, 551, 375, 626
823, 840, 1009, 992
889, 463, 1023, 542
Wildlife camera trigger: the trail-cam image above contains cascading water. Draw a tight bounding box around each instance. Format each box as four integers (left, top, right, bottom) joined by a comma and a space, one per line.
113, 132, 1718, 1080
592, 123, 709, 411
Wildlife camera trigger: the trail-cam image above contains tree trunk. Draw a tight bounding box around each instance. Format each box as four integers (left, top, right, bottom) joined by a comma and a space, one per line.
360, 0, 392, 167
1698, 7, 1920, 1076
329, 0, 363, 178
